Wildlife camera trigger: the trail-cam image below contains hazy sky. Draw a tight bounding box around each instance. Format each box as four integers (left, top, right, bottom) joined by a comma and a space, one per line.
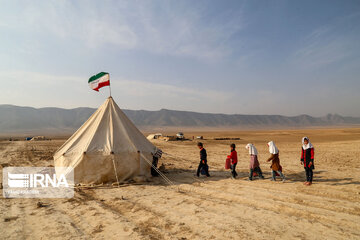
0, 0, 359, 116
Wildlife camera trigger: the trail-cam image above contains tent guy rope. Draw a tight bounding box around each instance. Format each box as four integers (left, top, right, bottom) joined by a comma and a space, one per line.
140, 152, 175, 186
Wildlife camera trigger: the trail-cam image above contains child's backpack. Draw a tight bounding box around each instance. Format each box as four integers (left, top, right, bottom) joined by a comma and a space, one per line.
200, 165, 209, 175
225, 156, 231, 169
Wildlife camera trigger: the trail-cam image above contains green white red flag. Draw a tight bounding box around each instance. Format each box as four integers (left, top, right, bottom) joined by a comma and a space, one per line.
88, 72, 110, 91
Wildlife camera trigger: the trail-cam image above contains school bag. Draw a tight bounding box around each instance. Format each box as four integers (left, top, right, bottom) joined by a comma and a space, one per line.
225, 155, 231, 169
200, 164, 209, 175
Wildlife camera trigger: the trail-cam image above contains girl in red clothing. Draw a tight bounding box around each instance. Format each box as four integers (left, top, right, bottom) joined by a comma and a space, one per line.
301, 137, 314, 186
229, 143, 238, 179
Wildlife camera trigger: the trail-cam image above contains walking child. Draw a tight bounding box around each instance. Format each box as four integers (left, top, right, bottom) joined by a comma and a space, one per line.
245, 143, 264, 180
196, 142, 210, 177
229, 143, 238, 179
267, 141, 285, 182
301, 137, 314, 186
151, 148, 163, 177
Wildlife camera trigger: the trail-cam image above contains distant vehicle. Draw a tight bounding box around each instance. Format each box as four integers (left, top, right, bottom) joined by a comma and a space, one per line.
196, 136, 203, 139
176, 132, 185, 139
25, 137, 33, 141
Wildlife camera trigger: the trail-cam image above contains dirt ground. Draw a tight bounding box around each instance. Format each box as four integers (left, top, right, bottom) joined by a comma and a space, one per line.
1, 128, 360, 240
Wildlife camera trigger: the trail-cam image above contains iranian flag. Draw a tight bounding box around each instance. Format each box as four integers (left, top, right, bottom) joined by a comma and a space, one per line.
88, 72, 110, 91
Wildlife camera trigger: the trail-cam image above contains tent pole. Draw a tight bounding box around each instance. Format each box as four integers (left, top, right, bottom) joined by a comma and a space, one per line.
112, 158, 120, 188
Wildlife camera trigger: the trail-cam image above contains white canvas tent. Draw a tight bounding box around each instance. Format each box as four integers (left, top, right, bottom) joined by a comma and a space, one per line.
147, 133, 162, 140
54, 97, 157, 184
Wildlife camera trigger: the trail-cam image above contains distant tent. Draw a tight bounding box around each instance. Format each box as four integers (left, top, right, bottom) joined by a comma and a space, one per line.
53, 97, 157, 184
147, 133, 162, 140
31, 136, 46, 141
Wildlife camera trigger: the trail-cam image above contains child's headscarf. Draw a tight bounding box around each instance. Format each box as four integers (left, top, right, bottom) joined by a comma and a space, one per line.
302, 137, 313, 150
267, 141, 279, 154
245, 143, 258, 155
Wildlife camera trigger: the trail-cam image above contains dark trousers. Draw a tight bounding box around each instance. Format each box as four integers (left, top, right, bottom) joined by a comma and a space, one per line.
249, 167, 264, 180
151, 157, 159, 177
230, 163, 238, 178
271, 170, 285, 180
197, 162, 210, 177
305, 168, 313, 182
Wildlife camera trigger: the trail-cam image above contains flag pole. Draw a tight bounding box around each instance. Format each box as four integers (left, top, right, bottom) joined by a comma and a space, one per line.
109, 73, 112, 97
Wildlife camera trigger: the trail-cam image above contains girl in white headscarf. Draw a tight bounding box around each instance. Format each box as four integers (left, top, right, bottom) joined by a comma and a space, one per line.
267, 141, 285, 182
301, 137, 314, 186
245, 144, 264, 180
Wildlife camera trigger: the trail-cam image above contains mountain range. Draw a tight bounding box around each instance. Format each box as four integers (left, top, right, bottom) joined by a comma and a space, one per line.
0, 104, 359, 136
